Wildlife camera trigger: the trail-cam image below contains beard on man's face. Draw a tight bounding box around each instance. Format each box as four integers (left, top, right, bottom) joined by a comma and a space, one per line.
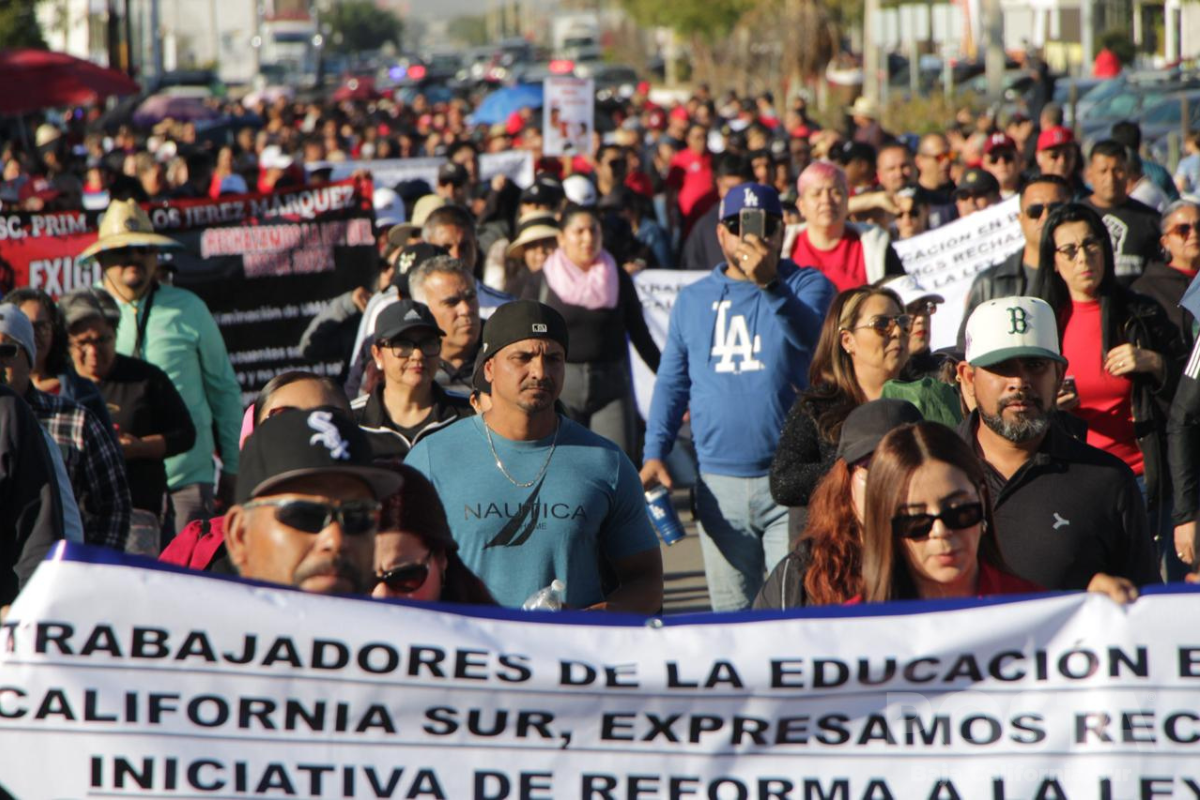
979, 388, 1051, 443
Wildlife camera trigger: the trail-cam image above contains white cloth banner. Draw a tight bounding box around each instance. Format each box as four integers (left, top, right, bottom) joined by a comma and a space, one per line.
544, 78, 595, 157
893, 196, 1025, 351
309, 152, 536, 193
2, 544, 1198, 797
630, 270, 706, 420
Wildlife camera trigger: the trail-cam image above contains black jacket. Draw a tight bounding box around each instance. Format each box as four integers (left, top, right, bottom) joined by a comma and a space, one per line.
1168, 339, 1200, 524
753, 538, 812, 610
1131, 260, 1193, 351
957, 249, 1035, 347
680, 203, 723, 273
958, 411, 1160, 589
0, 386, 64, 605
352, 382, 473, 460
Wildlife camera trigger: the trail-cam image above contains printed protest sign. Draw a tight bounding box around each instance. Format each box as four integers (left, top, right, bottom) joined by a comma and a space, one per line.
543, 78, 594, 157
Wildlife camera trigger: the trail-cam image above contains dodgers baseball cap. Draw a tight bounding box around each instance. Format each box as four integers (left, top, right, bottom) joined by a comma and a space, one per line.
964, 297, 1067, 368
236, 407, 403, 504
471, 300, 569, 389
373, 299, 444, 343
718, 182, 784, 221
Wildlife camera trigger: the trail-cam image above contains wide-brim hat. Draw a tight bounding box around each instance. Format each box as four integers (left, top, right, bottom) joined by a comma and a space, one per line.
80, 198, 181, 261
847, 95, 880, 120
505, 213, 560, 260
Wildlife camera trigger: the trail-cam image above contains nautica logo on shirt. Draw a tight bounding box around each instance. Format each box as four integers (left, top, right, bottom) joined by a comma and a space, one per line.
475, 478, 589, 549
711, 300, 763, 374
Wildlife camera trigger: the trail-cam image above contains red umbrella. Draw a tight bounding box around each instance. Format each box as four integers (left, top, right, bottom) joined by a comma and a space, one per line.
0, 48, 140, 116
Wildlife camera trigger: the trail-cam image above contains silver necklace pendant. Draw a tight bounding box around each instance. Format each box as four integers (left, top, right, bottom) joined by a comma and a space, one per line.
482, 414, 561, 488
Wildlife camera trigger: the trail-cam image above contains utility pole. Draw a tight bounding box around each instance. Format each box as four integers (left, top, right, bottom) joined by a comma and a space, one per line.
107, 0, 121, 70
863, 0, 881, 104
983, 0, 1005, 101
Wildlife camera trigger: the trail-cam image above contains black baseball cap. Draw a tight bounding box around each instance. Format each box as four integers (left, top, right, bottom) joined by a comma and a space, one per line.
236, 407, 403, 504
390, 242, 449, 293
438, 162, 469, 187
953, 168, 1001, 198
471, 300, 569, 389
520, 180, 564, 207
374, 299, 444, 342
835, 399, 923, 465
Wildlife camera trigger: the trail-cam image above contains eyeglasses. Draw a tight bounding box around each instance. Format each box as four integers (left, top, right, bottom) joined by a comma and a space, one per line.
896, 207, 926, 220
1055, 238, 1104, 262
382, 336, 441, 359
0, 343, 18, 360
69, 334, 114, 353
850, 314, 913, 337
1024, 202, 1066, 220
97, 247, 150, 267
1168, 223, 1198, 240
892, 502, 985, 540
721, 216, 783, 239
375, 550, 435, 594
921, 151, 953, 163
987, 152, 1015, 164
242, 498, 381, 535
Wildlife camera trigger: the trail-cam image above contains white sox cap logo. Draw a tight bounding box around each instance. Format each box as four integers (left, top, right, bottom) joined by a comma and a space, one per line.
307, 410, 351, 461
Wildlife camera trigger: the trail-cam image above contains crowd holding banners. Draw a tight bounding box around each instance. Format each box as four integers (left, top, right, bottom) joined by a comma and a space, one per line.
5, 59, 1200, 794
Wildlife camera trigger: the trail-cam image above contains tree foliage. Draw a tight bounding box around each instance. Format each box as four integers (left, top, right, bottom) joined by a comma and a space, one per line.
327, 0, 402, 54
447, 14, 489, 48
618, 0, 752, 43
0, 0, 46, 49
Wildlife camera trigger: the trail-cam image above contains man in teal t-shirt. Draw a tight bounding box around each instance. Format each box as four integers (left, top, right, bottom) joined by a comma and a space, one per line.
406, 300, 662, 611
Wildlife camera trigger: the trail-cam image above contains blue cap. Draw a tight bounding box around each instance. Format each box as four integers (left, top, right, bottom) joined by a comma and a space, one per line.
718, 182, 784, 220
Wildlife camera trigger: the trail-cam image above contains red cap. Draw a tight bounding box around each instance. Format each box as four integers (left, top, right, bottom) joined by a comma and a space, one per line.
1037, 126, 1074, 152
983, 132, 1016, 154
636, 80, 651, 95
669, 106, 690, 123
624, 171, 653, 199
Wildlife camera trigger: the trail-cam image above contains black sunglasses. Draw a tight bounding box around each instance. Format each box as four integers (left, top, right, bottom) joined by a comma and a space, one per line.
1024, 202, 1066, 220
242, 498, 381, 535
892, 502, 985, 540
722, 216, 783, 239
1168, 223, 1197, 240
0, 343, 18, 360
987, 151, 1015, 164
375, 550, 435, 594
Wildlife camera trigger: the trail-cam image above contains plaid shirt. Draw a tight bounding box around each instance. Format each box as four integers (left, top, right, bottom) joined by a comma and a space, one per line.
27, 389, 131, 551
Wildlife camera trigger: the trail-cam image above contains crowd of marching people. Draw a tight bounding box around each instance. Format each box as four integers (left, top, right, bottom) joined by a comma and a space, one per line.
3, 72, 1200, 620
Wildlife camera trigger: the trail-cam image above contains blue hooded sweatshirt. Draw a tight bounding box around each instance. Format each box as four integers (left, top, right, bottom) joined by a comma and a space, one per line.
644, 259, 835, 477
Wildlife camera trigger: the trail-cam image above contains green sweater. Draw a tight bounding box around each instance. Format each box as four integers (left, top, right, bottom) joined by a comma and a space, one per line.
109, 283, 242, 488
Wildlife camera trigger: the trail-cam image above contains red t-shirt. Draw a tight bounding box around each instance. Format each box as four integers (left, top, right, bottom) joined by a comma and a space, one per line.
1061, 299, 1144, 475
791, 228, 867, 292
844, 563, 1043, 603
667, 149, 717, 238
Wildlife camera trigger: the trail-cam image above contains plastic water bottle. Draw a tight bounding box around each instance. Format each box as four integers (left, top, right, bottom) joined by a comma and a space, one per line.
522, 579, 566, 611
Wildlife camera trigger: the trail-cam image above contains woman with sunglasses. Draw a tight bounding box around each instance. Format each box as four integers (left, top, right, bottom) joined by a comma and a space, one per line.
755, 399, 923, 609
372, 464, 496, 606
1132, 200, 1200, 348
856, 421, 1040, 602
770, 286, 910, 534
1033, 204, 1183, 574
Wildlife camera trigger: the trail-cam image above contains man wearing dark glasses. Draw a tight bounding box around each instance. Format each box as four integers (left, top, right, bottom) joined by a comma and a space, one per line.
956, 298, 1159, 596
223, 408, 401, 595
980, 133, 1022, 199
952, 168, 1001, 221
957, 175, 1072, 347
353, 299, 472, 460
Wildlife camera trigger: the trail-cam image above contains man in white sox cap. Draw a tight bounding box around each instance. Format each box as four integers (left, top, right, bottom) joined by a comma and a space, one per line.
956, 297, 1160, 597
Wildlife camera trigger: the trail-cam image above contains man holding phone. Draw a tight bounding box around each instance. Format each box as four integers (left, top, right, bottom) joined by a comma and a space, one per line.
641, 183, 837, 610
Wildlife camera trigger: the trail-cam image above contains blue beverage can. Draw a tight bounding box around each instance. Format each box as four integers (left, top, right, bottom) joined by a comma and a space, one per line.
645, 486, 686, 545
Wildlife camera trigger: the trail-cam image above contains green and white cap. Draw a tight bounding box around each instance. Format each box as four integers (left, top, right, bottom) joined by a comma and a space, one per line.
964, 297, 1067, 368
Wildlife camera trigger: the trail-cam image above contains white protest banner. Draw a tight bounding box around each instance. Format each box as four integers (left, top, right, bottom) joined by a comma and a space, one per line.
893, 196, 1024, 351
309, 152, 535, 195
478, 150, 535, 189
544, 77, 594, 157
630, 269, 706, 419
3, 543, 1198, 798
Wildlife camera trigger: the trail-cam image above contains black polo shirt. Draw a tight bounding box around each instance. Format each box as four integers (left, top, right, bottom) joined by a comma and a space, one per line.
959, 412, 1161, 590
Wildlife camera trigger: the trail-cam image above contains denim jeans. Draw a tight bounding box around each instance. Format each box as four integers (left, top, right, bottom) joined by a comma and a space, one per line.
694, 472, 790, 611
1135, 474, 1188, 582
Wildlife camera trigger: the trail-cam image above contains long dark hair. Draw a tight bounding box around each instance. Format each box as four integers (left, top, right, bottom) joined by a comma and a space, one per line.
801, 285, 905, 443
378, 463, 496, 606
1031, 202, 1124, 354
860, 422, 1008, 602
